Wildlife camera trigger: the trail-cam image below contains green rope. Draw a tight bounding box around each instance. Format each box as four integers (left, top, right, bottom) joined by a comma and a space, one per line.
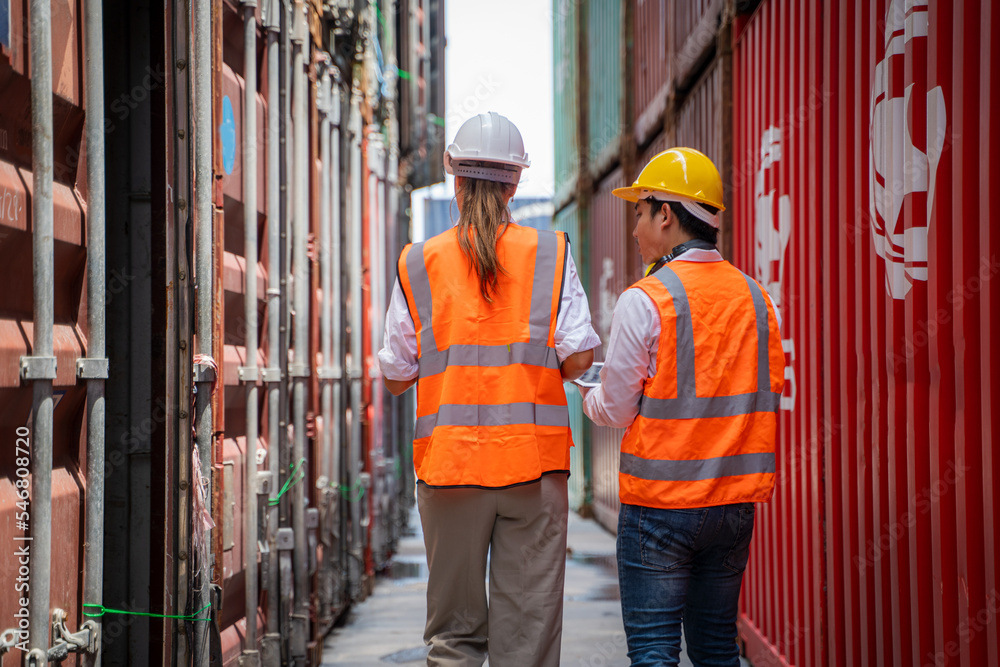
333, 478, 365, 502
269, 458, 306, 506
397, 69, 413, 81
83, 602, 211, 622
343, 480, 365, 501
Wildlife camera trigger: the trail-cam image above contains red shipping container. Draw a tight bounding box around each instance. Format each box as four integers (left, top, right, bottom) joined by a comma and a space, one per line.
732, 2, 824, 664
731, 1, 1000, 665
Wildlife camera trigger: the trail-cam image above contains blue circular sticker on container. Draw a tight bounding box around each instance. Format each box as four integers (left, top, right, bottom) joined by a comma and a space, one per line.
221, 95, 236, 175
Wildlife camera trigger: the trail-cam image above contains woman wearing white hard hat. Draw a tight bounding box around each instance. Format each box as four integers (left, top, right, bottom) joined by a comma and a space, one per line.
379, 112, 600, 666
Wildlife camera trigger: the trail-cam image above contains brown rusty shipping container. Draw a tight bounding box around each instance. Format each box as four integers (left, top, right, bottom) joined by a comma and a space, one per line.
0, 1, 88, 665
0, 0, 442, 665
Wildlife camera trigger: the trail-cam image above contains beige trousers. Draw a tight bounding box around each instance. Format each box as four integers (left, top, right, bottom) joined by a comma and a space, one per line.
417, 473, 569, 667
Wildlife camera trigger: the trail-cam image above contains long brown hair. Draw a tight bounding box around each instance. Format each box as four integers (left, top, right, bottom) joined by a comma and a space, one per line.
456, 176, 515, 302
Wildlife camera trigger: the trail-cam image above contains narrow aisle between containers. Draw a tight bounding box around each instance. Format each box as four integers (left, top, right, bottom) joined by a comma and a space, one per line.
320, 505, 751, 666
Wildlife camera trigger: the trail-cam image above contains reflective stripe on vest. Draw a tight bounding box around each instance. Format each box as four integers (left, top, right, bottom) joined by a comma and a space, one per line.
620, 450, 776, 482
404, 239, 438, 359
637, 270, 782, 424
415, 402, 570, 439
624, 265, 779, 486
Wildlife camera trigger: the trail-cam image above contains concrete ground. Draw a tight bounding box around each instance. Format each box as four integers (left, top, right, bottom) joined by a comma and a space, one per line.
320, 508, 749, 666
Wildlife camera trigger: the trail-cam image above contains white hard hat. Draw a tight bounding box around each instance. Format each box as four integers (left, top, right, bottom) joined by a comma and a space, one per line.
444, 112, 530, 184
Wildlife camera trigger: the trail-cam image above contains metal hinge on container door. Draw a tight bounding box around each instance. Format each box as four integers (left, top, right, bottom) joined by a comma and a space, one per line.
316, 365, 343, 380
256, 471, 275, 592
77, 357, 110, 379
307, 507, 319, 576
20, 609, 100, 665
277, 528, 297, 659
20, 355, 57, 380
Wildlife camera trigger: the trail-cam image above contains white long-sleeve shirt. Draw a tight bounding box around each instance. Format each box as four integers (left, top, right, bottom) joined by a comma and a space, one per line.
582, 249, 781, 428
378, 250, 601, 380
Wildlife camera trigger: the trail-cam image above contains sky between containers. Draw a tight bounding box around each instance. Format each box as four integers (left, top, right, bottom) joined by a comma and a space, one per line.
411, 0, 555, 240
442, 0, 555, 198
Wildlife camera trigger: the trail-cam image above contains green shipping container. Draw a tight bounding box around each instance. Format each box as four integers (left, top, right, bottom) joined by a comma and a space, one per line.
565, 385, 587, 511
553, 0, 579, 199
551, 201, 582, 271
552, 202, 591, 512
586, 0, 622, 169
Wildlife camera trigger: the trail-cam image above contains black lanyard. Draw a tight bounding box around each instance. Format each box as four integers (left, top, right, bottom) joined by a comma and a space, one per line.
647, 240, 717, 275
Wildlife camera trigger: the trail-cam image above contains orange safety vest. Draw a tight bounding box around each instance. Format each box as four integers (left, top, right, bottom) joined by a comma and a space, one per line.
397, 223, 573, 488
619, 259, 784, 509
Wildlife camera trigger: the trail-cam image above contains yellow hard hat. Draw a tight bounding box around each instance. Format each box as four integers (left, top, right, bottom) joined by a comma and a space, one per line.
612, 147, 725, 211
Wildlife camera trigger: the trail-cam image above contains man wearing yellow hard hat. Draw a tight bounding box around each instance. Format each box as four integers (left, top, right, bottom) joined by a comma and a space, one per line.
579, 148, 785, 665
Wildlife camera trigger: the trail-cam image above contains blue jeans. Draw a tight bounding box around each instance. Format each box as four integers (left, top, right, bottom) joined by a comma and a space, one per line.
616, 502, 756, 666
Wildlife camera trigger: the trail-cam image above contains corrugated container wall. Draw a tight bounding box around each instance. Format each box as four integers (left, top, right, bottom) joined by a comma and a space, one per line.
633, 0, 673, 146
216, 6, 271, 654
553, 0, 579, 203
672, 0, 723, 86
732, 2, 824, 665
586, 168, 632, 530
675, 59, 725, 237
0, 0, 88, 656
586, 0, 622, 175
732, 1, 1000, 665
397, 0, 445, 189
639, 129, 671, 169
